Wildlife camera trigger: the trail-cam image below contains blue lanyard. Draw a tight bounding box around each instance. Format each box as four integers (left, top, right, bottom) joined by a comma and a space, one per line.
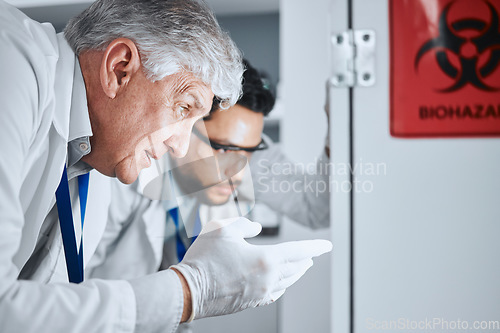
55, 165, 89, 283
168, 207, 201, 262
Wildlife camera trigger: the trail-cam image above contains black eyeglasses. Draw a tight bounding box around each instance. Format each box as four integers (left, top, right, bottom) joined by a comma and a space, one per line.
192, 126, 268, 153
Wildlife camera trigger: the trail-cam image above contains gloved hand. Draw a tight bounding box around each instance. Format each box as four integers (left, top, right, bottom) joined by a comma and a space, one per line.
170, 217, 332, 321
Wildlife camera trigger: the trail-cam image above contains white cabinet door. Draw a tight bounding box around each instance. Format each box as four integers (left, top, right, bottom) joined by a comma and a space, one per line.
330, 1, 500, 332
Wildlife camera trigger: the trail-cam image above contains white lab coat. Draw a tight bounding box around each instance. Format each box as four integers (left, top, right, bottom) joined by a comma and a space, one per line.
0, 3, 183, 332
250, 137, 330, 229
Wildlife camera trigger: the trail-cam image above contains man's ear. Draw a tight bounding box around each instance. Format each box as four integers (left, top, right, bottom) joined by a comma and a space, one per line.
99, 38, 141, 99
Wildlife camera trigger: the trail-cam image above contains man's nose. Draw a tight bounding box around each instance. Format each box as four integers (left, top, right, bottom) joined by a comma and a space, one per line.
227, 166, 245, 184
219, 153, 247, 181
166, 125, 193, 158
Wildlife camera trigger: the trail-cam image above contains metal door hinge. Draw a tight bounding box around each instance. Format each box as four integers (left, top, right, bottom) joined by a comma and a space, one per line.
330, 30, 375, 87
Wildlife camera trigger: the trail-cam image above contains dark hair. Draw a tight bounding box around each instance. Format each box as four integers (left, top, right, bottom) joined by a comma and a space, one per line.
238, 59, 275, 116
205, 59, 275, 119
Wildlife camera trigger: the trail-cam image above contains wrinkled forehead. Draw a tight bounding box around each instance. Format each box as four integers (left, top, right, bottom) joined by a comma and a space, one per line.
164, 71, 214, 103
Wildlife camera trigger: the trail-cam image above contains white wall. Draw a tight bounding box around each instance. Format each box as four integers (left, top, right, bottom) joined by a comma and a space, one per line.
279, 0, 332, 332
280, 0, 329, 163
351, 1, 500, 332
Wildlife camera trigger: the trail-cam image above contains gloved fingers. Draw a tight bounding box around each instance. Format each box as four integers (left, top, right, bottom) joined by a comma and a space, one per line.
227, 217, 262, 238
257, 289, 286, 307
200, 218, 236, 235
274, 259, 313, 292
201, 217, 262, 238
277, 258, 313, 281
272, 239, 332, 263
269, 289, 286, 303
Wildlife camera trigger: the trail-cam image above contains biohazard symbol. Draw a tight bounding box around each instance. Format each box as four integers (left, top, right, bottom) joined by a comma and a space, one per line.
414, 0, 500, 92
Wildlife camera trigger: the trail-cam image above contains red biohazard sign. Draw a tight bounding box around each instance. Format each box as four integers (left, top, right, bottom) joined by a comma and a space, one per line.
390, 0, 500, 137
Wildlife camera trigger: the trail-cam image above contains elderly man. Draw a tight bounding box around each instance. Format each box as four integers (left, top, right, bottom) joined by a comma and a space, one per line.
0, 1, 331, 332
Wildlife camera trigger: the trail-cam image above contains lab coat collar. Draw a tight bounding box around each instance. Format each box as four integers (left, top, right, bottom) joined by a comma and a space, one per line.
52, 33, 92, 144
66, 56, 93, 174
69, 56, 92, 142
51, 33, 74, 142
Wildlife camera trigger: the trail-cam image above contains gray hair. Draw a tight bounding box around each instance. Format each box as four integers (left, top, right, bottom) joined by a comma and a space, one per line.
64, 0, 242, 107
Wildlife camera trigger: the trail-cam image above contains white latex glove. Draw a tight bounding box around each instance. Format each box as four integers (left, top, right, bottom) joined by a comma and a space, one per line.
171, 217, 333, 320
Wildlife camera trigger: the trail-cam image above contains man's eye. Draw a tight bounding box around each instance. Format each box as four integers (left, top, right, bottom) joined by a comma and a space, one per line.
177, 105, 188, 119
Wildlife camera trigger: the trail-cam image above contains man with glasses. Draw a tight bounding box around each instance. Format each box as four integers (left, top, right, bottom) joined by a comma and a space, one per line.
164, 59, 330, 232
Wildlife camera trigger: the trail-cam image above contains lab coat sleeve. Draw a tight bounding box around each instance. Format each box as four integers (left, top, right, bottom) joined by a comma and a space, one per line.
0, 16, 182, 333
250, 140, 330, 229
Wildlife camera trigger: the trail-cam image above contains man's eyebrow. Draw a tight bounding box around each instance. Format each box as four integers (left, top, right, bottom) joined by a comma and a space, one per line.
187, 93, 204, 110
211, 136, 253, 148
189, 94, 211, 117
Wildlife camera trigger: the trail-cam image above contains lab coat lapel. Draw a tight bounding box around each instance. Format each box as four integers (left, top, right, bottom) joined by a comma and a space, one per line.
142, 200, 167, 269
82, 170, 111, 267
12, 34, 74, 269
52, 33, 74, 141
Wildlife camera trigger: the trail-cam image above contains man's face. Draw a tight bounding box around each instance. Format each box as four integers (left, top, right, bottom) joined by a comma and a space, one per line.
86, 70, 214, 184
173, 104, 264, 205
